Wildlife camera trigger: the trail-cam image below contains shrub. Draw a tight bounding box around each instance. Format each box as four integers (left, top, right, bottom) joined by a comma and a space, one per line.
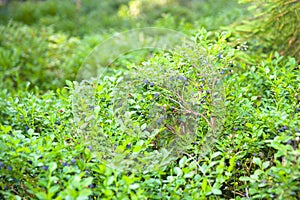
0, 30, 236, 199
0, 1, 299, 199
230, 0, 300, 62
221, 53, 300, 198
0, 22, 92, 90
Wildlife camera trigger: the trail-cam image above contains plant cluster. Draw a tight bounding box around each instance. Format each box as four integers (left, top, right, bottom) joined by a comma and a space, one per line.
229, 0, 300, 62
0, 22, 94, 90
0, 0, 299, 199
0, 0, 247, 36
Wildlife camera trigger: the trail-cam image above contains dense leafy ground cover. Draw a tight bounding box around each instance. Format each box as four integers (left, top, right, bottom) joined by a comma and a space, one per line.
0, 0, 299, 199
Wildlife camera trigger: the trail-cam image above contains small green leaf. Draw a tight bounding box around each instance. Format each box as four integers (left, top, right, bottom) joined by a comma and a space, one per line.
201, 178, 208, 191
78, 189, 92, 198
65, 80, 73, 87
211, 151, 222, 159
49, 162, 57, 172
251, 96, 258, 101
245, 123, 253, 128
228, 156, 236, 172
212, 188, 222, 195
173, 167, 183, 176
239, 176, 251, 182
81, 177, 93, 187
15, 196, 22, 200
179, 156, 187, 168
1, 125, 12, 133
167, 176, 175, 182
253, 157, 262, 166
184, 171, 194, 178
36, 192, 47, 200
129, 183, 140, 190
28, 129, 35, 135
106, 176, 114, 186
141, 123, 147, 130
49, 185, 60, 195
262, 161, 270, 169
194, 174, 201, 181
94, 105, 100, 113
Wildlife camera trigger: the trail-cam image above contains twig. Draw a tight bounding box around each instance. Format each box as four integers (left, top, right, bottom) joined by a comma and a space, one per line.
166, 95, 212, 127
232, 190, 245, 197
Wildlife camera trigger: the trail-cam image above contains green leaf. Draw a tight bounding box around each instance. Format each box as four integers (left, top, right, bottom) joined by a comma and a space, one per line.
179, 156, 187, 168
81, 177, 93, 187
28, 129, 35, 135
253, 157, 262, 166
1, 125, 12, 133
49, 162, 57, 172
194, 174, 201, 181
201, 178, 208, 192
251, 96, 258, 101
15, 196, 22, 200
78, 189, 92, 198
211, 151, 222, 159
49, 185, 60, 195
245, 123, 253, 128
72, 175, 82, 188
228, 156, 236, 172
129, 183, 140, 190
239, 176, 251, 182
133, 145, 142, 152
65, 80, 73, 88
184, 171, 194, 178
167, 176, 175, 182
211, 188, 222, 195
141, 123, 147, 130
173, 167, 183, 176
36, 192, 47, 200
262, 161, 270, 169
106, 176, 114, 186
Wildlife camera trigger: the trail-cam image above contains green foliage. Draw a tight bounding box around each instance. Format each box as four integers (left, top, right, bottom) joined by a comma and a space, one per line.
230, 0, 300, 62
73, 30, 233, 174
0, 0, 247, 35
0, 22, 94, 90
0, 0, 132, 35
221, 53, 300, 198
118, 0, 247, 31
1, 31, 299, 199
0, 0, 300, 199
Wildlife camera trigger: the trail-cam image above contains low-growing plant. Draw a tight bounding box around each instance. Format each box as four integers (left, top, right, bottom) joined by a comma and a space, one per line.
229, 0, 300, 63
0, 0, 299, 199
0, 22, 93, 90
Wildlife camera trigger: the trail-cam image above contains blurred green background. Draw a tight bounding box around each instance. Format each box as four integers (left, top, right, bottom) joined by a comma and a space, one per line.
0, 0, 247, 36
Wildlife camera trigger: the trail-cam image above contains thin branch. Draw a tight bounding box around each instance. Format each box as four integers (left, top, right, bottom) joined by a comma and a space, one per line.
165, 95, 212, 127
232, 190, 245, 197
